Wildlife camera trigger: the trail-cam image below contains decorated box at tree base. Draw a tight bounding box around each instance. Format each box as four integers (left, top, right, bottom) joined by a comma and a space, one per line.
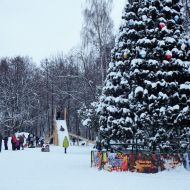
91, 151, 183, 173
128, 153, 158, 173
159, 154, 182, 171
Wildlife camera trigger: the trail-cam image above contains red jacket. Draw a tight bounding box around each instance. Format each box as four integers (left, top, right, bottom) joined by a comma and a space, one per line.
11, 135, 17, 143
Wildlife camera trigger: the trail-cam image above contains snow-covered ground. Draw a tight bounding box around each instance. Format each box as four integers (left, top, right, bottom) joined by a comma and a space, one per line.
0, 145, 189, 190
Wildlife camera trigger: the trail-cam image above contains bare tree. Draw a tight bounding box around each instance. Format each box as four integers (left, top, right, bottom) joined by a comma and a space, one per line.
0, 57, 40, 134
81, 0, 114, 85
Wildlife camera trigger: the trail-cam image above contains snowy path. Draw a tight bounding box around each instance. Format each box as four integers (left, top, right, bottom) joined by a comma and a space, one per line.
0, 146, 190, 190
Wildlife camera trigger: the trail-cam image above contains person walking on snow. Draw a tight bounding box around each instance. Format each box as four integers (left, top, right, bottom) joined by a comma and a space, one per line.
63, 136, 69, 154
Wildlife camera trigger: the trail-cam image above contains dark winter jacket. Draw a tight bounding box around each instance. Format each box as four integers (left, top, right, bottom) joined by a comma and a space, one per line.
3, 137, 8, 142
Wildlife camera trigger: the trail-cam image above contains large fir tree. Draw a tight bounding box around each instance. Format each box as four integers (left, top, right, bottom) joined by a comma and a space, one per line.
98, 0, 190, 152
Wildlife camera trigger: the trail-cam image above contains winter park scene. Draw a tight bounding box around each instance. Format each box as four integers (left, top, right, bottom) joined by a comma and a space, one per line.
1, 0, 190, 189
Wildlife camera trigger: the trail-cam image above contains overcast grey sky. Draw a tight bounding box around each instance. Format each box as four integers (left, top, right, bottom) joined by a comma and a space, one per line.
0, 0, 126, 63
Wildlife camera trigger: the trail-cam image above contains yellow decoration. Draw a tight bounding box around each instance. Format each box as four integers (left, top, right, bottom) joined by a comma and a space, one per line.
123, 52, 128, 59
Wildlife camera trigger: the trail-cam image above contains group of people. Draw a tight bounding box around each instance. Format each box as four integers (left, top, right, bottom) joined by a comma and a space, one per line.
0, 132, 45, 152
26, 134, 45, 148
0, 131, 71, 154
26, 133, 44, 148
11, 134, 25, 150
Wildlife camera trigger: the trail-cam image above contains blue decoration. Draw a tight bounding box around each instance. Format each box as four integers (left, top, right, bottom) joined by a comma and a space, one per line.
139, 50, 146, 58
174, 15, 179, 23
128, 19, 134, 26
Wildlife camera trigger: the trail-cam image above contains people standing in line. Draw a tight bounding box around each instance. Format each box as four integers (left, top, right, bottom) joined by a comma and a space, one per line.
0, 133, 3, 153
3, 136, 8, 150
63, 136, 69, 154
11, 134, 17, 151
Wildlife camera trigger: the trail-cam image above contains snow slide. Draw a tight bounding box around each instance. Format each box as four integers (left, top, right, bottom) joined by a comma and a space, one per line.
56, 120, 70, 146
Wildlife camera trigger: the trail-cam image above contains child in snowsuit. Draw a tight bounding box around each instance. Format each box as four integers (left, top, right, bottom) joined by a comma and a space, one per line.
63, 136, 69, 154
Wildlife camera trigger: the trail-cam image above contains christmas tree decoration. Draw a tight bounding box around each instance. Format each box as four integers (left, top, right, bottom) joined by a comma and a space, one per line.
142, 15, 147, 21
123, 52, 128, 59
167, 20, 175, 29
165, 50, 172, 60
159, 22, 166, 29
123, 50, 130, 59
128, 19, 134, 26
174, 15, 179, 23
139, 49, 146, 58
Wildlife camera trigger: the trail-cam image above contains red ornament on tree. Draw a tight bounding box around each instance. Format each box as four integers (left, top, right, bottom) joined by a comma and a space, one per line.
165, 51, 172, 60
159, 23, 165, 29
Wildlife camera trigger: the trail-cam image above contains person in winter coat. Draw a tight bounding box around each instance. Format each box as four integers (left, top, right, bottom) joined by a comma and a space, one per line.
3, 136, 8, 150
36, 136, 39, 147
18, 135, 24, 150
40, 137, 44, 147
11, 134, 17, 151
16, 138, 20, 150
0, 133, 2, 152
30, 134, 34, 147
27, 134, 31, 147
63, 136, 69, 154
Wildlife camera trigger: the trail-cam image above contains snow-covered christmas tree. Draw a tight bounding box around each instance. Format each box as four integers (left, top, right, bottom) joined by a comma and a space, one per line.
98, 0, 190, 152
